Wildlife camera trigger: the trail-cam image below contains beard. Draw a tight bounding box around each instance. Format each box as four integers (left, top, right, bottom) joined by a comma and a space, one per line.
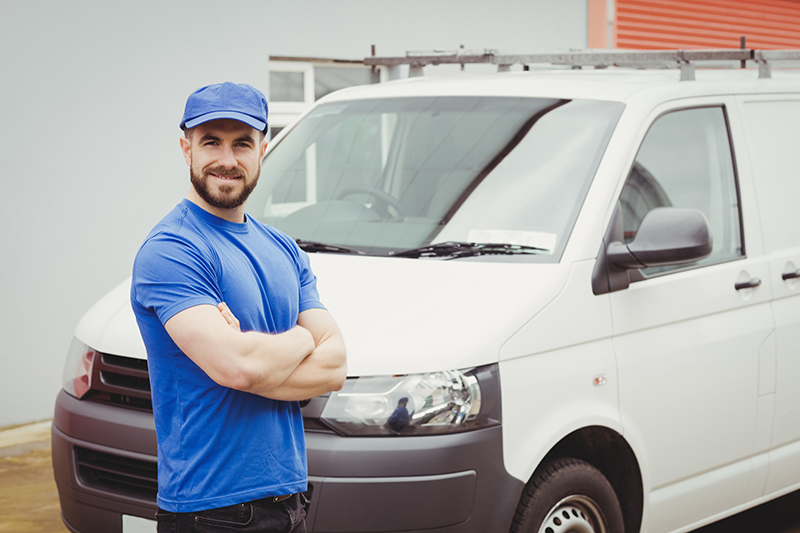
190, 164, 259, 210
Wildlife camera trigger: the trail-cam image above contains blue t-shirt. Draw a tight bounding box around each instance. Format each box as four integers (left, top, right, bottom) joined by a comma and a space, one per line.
130, 199, 324, 512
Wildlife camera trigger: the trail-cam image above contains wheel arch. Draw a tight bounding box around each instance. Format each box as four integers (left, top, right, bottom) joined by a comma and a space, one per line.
537, 426, 643, 533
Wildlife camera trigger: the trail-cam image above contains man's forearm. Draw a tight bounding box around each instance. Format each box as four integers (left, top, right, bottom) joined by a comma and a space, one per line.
212, 304, 346, 401
165, 304, 316, 395
234, 325, 318, 396
261, 334, 347, 401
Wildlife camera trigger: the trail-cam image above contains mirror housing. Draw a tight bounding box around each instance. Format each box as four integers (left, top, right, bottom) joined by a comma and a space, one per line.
593, 206, 713, 295
608, 207, 713, 269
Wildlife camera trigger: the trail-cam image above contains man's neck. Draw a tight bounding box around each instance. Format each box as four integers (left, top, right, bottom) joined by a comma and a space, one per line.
186, 189, 246, 223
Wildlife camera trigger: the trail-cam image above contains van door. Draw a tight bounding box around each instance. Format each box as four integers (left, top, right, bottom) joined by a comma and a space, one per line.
735, 95, 800, 496
608, 102, 774, 531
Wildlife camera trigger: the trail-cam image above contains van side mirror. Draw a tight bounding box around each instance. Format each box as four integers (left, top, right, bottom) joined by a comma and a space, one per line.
608, 207, 713, 269
592, 206, 713, 295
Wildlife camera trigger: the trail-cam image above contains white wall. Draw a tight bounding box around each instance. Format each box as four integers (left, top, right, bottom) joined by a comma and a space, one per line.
0, 0, 587, 428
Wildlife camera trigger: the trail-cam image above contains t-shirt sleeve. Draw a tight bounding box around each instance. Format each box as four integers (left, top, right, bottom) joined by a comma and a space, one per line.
132, 232, 221, 325
296, 247, 326, 313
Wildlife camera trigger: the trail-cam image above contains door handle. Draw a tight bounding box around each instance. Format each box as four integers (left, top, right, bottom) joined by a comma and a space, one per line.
782, 270, 800, 281
735, 278, 762, 290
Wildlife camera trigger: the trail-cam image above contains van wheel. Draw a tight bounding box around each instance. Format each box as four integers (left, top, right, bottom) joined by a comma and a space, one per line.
510, 458, 624, 533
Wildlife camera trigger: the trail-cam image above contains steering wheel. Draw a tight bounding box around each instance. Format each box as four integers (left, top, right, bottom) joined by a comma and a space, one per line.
336, 186, 408, 218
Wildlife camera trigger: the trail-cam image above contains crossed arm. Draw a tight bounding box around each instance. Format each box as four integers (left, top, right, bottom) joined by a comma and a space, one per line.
165, 303, 347, 401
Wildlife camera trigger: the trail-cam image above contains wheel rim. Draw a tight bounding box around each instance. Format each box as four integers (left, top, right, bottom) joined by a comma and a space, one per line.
537, 495, 608, 533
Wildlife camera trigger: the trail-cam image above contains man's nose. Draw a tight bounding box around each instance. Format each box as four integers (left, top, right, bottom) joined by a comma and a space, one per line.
218, 145, 237, 168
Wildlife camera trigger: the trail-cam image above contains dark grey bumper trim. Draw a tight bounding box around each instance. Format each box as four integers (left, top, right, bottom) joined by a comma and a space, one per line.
310, 471, 476, 531
53, 390, 524, 533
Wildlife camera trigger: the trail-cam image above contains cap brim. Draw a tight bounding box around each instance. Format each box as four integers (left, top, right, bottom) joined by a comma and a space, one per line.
183, 111, 266, 132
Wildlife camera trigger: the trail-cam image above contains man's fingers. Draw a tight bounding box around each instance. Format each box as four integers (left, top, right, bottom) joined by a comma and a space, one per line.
217, 302, 241, 331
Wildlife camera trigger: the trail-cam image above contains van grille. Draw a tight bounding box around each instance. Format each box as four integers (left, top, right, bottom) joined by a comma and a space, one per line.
87, 352, 153, 411
75, 446, 158, 503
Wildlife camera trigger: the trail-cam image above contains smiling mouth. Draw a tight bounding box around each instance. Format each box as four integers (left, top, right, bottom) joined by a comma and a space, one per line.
210, 173, 241, 181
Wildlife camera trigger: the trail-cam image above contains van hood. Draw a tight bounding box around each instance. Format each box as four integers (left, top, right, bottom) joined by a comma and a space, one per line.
75, 254, 569, 377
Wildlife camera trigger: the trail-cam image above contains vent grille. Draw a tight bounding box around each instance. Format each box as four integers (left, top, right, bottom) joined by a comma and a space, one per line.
87, 352, 152, 411
75, 447, 158, 503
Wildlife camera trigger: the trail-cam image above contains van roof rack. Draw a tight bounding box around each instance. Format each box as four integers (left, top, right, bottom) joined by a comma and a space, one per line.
365, 48, 800, 81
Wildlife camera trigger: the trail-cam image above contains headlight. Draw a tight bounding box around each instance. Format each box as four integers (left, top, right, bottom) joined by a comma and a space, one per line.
63, 337, 97, 399
320, 364, 500, 436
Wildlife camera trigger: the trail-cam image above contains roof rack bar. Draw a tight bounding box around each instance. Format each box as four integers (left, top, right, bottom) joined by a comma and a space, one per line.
365, 48, 753, 68
365, 48, 800, 80
754, 50, 800, 78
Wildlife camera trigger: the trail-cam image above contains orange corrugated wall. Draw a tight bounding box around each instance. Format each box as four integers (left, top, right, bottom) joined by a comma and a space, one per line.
615, 0, 800, 49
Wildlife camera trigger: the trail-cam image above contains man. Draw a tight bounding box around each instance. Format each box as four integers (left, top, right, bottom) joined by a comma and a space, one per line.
131, 82, 347, 533
386, 397, 410, 433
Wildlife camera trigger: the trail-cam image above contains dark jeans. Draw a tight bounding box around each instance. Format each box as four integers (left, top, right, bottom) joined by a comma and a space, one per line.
156, 493, 307, 533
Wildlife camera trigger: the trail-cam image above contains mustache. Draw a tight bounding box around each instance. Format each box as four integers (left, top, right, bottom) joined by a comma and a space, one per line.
206, 166, 243, 178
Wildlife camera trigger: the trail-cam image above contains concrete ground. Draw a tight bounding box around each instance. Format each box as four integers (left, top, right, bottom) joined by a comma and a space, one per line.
0, 421, 68, 533
1, 420, 799, 533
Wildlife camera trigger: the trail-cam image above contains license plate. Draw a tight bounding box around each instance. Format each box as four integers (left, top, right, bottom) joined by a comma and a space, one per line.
123, 515, 156, 533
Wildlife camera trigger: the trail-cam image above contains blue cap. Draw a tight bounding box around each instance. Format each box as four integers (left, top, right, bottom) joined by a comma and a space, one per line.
180, 82, 268, 132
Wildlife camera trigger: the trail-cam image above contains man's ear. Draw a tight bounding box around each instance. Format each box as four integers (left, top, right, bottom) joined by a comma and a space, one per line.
180, 135, 192, 166
260, 138, 269, 158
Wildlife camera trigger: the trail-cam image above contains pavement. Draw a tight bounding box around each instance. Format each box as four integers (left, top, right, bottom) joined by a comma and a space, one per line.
0, 420, 69, 532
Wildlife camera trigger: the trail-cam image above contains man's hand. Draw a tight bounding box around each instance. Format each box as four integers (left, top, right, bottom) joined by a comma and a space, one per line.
218, 302, 240, 331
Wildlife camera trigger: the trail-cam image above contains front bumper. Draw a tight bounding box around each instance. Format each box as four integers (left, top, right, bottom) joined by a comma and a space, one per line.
52, 390, 158, 533
53, 390, 523, 533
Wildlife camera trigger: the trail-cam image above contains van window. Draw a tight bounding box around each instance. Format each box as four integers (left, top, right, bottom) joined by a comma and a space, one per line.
620, 106, 743, 275
251, 97, 624, 259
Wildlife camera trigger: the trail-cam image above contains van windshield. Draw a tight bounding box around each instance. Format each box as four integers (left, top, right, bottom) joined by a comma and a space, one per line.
249, 96, 623, 260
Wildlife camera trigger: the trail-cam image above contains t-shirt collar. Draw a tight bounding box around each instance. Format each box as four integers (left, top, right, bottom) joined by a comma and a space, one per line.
181, 198, 250, 234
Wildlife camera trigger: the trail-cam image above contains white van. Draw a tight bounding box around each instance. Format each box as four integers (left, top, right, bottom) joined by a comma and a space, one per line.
52, 49, 800, 533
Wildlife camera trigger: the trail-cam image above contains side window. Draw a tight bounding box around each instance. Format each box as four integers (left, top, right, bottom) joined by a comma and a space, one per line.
620, 106, 743, 275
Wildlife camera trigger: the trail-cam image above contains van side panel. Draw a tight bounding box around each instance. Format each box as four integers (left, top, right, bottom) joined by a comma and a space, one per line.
610, 97, 776, 532
736, 97, 800, 495
499, 260, 621, 483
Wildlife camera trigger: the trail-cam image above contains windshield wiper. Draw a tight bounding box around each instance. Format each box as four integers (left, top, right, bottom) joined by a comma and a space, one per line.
389, 241, 549, 259
295, 240, 364, 255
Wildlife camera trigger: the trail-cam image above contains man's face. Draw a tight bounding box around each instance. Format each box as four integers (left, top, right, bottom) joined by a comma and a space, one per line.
181, 119, 267, 211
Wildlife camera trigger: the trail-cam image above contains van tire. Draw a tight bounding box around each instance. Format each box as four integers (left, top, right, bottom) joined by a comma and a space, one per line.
510, 457, 625, 533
